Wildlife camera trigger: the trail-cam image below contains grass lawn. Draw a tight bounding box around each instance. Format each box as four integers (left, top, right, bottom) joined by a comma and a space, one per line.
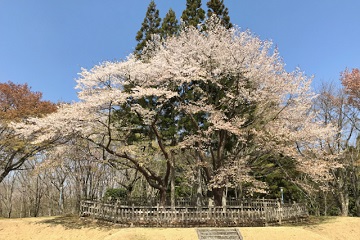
0, 215, 359, 240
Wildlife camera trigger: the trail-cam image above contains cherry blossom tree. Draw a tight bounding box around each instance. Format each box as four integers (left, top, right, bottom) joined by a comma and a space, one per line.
341, 68, 360, 106
339, 68, 360, 216
0, 81, 57, 183
14, 18, 336, 206
311, 82, 359, 215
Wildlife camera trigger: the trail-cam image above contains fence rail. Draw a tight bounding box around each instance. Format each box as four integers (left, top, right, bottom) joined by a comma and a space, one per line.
80, 199, 308, 227
102, 197, 281, 208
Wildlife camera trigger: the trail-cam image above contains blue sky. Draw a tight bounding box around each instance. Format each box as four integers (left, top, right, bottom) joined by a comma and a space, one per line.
0, 0, 359, 102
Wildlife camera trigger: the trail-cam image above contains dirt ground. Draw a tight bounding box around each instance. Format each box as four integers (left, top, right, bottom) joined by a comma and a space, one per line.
0, 215, 359, 240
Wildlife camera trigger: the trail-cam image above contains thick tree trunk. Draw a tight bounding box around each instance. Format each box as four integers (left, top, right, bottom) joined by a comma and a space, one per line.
170, 156, 175, 209
32, 176, 43, 217
222, 187, 227, 206
159, 187, 167, 207
338, 192, 349, 216
351, 165, 360, 217
59, 185, 64, 214
322, 191, 328, 216
355, 196, 360, 217
7, 204, 12, 218
196, 167, 203, 207
213, 188, 224, 206
333, 169, 349, 216
74, 178, 82, 213
0, 170, 10, 184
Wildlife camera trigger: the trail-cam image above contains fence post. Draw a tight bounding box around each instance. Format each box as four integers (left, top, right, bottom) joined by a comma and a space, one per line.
156, 204, 159, 227
207, 205, 211, 221
263, 200, 268, 226
277, 200, 282, 225
113, 201, 119, 223
79, 201, 83, 215
132, 204, 135, 221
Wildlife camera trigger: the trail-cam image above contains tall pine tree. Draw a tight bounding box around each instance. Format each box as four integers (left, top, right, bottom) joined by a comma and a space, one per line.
135, 0, 161, 58
206, 0, 232, 29
161, 8, 179, 39
181, 0, 205, 28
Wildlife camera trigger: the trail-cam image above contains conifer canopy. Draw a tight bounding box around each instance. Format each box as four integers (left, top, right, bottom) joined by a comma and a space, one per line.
181, 0, 206, 28
135, 0, 161, 58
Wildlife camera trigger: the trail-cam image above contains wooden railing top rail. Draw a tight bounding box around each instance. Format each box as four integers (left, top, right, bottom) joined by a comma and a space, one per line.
81, 199, 305, 210
83, 197, 287, 207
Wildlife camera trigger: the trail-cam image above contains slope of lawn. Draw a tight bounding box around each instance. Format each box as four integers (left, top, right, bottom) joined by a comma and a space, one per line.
0, 215, 359, 240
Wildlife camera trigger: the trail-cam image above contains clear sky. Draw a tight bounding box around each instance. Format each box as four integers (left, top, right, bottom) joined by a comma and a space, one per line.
1, 0, 359, 102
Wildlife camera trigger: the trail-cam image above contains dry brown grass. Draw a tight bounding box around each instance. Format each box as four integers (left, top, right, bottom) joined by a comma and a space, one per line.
0, 215, 359, 240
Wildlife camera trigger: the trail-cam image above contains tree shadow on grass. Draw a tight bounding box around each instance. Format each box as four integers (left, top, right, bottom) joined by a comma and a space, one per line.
283, 215, 335, 227
37, 215, 118, 230
37, 214, 335, 230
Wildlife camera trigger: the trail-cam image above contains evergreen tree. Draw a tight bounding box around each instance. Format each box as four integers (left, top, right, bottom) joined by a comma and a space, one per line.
181, 0, 205, 28
206, 0, 232, 29
135, 0, 161, 58
161, 8, 179, 39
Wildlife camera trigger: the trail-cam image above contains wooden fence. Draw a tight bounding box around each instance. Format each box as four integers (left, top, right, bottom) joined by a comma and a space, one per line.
80, 199, 308, 227
102, 197, 281, 208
